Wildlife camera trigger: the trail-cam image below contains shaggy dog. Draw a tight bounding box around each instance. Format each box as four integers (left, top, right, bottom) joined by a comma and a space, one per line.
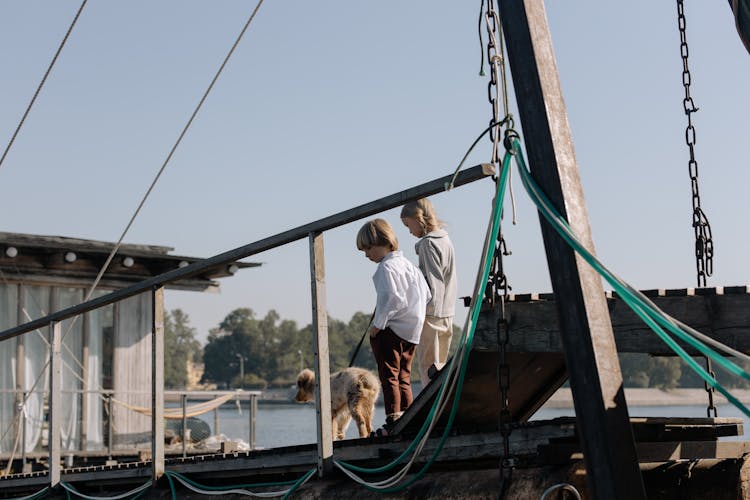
295, 367, 380, 440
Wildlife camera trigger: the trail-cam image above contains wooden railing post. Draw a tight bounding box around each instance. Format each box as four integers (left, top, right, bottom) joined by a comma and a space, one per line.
181, 394, 188, 458
151, 287, 165, 482
49, 321, 62, 487
309, 231, 333, 476
248, 393, 257, 450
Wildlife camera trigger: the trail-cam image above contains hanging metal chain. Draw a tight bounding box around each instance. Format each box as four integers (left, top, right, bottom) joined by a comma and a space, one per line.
491, 234, 514, 496
484, 0, 511, 165
677, 0, 717, 417
703, 356, 717, 417
482, 1, 515, 495
677, 0, 714, 288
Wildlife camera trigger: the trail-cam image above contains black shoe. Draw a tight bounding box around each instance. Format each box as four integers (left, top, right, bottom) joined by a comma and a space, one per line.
370, 427, 390, 438
427, 364, 439, 380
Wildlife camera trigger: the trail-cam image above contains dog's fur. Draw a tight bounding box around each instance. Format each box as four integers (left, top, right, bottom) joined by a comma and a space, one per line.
295, 367, 380, 440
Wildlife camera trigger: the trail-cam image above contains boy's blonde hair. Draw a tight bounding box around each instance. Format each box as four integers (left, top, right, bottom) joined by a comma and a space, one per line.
356, 218, 399, 251
400, 198, 441, 234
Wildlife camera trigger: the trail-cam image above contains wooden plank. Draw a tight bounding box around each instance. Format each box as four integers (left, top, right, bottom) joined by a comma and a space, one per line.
540, 441, 750, 464
151, 287, 165, 482
498, 1, 645, 498
80, 312, 90, 451
393, 350, 567, 436
309, 232, 333, 476
472, 289, 750, 354
0, 164, 495, 343
49, 321, 62, 487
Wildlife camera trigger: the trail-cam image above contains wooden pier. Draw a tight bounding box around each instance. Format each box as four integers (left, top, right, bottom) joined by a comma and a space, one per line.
2, 1, 749, 496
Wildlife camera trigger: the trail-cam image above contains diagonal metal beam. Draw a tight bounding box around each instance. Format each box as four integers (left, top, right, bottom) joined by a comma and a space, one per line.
0, 164, 494, 344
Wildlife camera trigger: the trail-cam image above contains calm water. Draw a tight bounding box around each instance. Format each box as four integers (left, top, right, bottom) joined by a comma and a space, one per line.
204, 402, 749, 449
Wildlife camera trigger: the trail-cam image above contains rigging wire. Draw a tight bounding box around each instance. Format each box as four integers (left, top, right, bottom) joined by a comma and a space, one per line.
62, 0, 266, 342
0, 0, 88, 171
0, 0, 267, 472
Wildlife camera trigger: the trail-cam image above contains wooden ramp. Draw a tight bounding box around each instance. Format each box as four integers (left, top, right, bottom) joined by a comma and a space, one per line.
393, 286, 750, 436
393, 350, 567, 435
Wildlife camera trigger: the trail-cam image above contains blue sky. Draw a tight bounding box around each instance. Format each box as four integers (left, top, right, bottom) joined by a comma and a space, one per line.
1, 1, 747, 343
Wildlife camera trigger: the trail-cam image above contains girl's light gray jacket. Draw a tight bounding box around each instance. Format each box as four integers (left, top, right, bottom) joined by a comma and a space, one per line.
415, 229, 457, 318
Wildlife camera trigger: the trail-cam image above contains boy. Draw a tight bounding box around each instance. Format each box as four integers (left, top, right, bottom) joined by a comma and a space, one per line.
356, 218, 431, 429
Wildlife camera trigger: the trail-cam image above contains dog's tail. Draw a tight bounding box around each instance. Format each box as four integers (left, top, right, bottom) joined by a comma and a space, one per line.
359, 371, 381, 398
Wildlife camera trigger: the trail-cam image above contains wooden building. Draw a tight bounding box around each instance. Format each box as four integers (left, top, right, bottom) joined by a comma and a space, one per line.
0, 232, 257, 457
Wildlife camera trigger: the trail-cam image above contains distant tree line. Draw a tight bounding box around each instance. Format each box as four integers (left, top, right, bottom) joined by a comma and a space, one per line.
163, 308, 750, 391
200, 308, 380, 389
619, 353, 750, 391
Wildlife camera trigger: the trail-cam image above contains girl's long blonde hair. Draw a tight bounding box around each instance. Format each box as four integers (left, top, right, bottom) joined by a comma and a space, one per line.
400, 198, 442, 234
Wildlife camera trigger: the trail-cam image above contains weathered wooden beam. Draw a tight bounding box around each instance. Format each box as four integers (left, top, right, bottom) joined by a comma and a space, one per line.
48, 321, 62, 487
472, 286, 750, 354
498, 1, 645, 498
394, 350, 567, 435
309, 232, 333, 476
540, 440, 750, 464
151, 287, 165, 483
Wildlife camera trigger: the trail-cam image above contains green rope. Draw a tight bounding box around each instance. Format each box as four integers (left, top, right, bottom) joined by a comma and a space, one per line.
508, 137, 750, 419
334, 152, 512, 491
281, 468, 316, 499
59, 480, 150, 500
166, 472, 177, 500
163, 470, 298, 490
161, 468, 315, 499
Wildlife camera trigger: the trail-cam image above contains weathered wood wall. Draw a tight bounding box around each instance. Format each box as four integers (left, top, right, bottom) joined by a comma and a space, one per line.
473, 286, 750, 355
112, 292, 152, 447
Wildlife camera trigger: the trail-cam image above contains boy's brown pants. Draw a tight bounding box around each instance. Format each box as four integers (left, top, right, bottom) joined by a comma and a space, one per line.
370, 327, 416, 417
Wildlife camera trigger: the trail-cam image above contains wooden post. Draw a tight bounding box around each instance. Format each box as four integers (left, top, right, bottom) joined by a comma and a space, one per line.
182, 394, 188, 458
81, 311, 90, 451
497, 1, 646, 498
309, 231, 333, 476
15, 284, 25, 468
107, 394, 113, 459
20, 390, 27, 470
49, 321, 62, 487
151, 287, 165, 482
249, 393, 257, 450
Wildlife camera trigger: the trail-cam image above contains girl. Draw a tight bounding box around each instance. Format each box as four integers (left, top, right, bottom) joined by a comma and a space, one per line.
401, 198, 457, 384
356, 218, 431, 429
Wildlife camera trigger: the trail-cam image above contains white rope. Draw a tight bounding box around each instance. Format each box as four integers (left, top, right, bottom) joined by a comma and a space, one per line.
2, 404, 26, 476
517, 149, 750, 366
60, 480, 150, 500
111, 391, 239, 419
3, 486, 50, 500
540, 483, 582, 500
166, 471, 315, 498
334, 179, 502, 489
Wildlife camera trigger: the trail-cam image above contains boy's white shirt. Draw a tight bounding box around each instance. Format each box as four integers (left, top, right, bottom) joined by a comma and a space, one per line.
371, 250, 431, 344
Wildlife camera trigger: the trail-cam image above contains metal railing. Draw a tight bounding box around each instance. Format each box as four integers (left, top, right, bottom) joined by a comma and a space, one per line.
0, 163, 494, 485
0, 389, 260, 464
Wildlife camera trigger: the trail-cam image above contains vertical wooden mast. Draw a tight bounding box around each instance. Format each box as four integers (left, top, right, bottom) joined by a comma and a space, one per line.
497, 1, 646, 498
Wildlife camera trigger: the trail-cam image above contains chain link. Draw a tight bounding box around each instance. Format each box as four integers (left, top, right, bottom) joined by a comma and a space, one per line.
482, 1, 515, 495
676, 0, 714, 288
703, 356, 718, 417
677, 0, 717, 417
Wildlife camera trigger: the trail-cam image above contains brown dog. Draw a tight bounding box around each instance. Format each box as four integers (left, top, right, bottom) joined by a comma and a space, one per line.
295, 367, 380, 440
